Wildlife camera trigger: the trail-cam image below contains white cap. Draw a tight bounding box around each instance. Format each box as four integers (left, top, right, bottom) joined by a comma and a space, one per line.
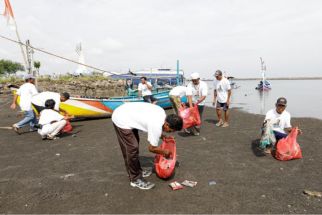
24, 74, 35, 80
190, 72, 200, 80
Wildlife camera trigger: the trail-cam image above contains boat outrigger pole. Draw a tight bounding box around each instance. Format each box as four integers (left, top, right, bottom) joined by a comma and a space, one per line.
176, 60, 180, 85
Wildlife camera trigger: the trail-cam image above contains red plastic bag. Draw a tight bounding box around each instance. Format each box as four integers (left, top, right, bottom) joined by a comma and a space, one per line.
61, 120, 73, 133
155, 137, 176, 179
275, 127, 302, 161
179, 104, 201, 129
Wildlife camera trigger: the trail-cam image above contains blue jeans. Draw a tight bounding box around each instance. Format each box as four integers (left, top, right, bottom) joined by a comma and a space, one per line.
15, 110, 37, 129
273, 130, 288, 142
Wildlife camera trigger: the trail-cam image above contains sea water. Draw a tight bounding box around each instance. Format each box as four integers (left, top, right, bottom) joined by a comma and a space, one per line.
203, 79, 322, 120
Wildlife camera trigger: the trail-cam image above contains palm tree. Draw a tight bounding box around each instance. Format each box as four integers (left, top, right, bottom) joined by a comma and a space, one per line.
33, 61, 41, 76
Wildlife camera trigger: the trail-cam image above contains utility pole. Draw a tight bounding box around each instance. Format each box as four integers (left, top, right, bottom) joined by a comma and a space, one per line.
25, 40, 34, 75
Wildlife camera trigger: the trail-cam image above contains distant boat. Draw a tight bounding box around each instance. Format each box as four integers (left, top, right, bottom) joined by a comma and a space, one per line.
256, 57, 271, 91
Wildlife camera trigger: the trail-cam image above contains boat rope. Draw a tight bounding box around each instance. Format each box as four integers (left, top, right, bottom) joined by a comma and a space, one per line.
0, 34, 117, 75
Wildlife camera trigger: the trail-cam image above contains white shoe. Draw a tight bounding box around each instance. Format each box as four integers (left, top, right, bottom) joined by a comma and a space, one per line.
130, 178, 155, 190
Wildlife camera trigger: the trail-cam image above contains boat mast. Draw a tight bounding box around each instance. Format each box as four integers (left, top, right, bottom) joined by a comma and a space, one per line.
260, 57, 266, 83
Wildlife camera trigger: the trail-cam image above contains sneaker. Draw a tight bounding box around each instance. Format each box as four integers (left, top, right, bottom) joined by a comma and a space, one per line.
222, 122, 229, 128
142, 169, 152, 178
12, 124, 20, 135
29, 127, 37, 132
193, 132, 200, 136
183, 128, 191, 134
216, 121, 224, 127
130, 178, 155, 190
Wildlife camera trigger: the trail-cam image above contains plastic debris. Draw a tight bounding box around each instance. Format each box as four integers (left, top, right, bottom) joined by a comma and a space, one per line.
104, 193, 108, 197
0, 126, 13, 130
169, 181, 183, 190
72, 134, 77, 137
182, 180, 197, 187
208, 180, 217, 186
303, 190, 322, 198
55, 153, 61, 156
60, 173, 75, 180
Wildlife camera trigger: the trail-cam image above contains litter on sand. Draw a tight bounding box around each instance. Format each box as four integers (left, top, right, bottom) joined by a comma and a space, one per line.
181, 180, 197, 187
60, 173, 75, 180
303, 190, 322, 198
208, 180, 217, 186
0, 126, 13, 130
169, 181, 183, 190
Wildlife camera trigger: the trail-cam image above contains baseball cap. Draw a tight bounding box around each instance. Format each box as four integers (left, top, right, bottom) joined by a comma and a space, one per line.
214, 70, 222, 77
190, 72, 200, 80
24, 74, 35, 80
276, 97, 287, 106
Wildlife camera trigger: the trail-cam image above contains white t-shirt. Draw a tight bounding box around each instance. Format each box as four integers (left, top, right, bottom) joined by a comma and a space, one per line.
213, 78, 231, 103
31, 92, 61, 111
186, 81, 208, 106
138, 82, 152, 96
38, 109, 64, 125
265, 109, 291, 134
16, 83, 38, 111
112, 103, 166, 146
169, 86, 187, 97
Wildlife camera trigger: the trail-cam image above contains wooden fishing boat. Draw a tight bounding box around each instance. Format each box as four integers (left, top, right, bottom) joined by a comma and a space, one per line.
11, 87, 184, 119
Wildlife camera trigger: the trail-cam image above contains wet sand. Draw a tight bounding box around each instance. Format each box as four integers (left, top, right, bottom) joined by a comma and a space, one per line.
0, 93, 321, 214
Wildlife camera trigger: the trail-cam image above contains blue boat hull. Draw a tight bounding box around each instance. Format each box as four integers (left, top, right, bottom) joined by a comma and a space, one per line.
103, 91, 187, 111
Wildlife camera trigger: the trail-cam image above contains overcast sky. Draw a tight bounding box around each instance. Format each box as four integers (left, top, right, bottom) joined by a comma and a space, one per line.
1, 0, 322, 78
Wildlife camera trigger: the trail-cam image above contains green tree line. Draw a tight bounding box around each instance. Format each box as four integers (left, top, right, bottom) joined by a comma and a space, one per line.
0, 59, 24, 76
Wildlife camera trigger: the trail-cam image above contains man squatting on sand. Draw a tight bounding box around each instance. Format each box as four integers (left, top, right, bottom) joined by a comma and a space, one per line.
262, 97, 302, 153
112, 102, 183, 190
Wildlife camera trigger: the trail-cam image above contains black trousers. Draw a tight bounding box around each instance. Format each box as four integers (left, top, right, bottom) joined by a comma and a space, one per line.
113, 123, 142, 181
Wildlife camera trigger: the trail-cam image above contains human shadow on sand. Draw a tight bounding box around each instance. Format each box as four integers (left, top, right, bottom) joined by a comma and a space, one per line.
251, 138, 266, 157
205, 119, 219, 124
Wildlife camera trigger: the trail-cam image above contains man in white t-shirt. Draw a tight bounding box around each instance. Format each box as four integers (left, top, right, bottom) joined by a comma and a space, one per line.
10, 74, 38, 134
265, 97, 302, 140
169, 86, 187, 114
186, 72, 208, 135
37, 99, 69, 140
31, 91, 70, 113
213, 70, 232, 128
112, 102, 183, 190
138, 77, 157, 104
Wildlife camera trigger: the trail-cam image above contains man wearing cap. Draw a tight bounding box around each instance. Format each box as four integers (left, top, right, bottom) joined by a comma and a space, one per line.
263, 97, 302, 153
213, 70, 232, 127
31, 91, 70, 114
10, 74, 39, 134
186, 72, 208, 135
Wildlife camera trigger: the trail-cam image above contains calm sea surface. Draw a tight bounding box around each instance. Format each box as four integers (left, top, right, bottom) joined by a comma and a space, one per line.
203, 80, 322, 120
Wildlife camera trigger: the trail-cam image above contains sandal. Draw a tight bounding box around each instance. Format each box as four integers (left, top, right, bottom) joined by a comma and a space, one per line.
216, 121, 224, 127
47, 135, 59, 140
222, 122, 229, 128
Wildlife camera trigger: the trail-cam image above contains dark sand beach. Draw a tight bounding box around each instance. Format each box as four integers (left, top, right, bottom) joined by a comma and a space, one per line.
0, 93, 321, 214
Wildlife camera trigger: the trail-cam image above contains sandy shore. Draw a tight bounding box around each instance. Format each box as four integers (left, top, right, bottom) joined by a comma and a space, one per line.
0, 93, 321, 214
